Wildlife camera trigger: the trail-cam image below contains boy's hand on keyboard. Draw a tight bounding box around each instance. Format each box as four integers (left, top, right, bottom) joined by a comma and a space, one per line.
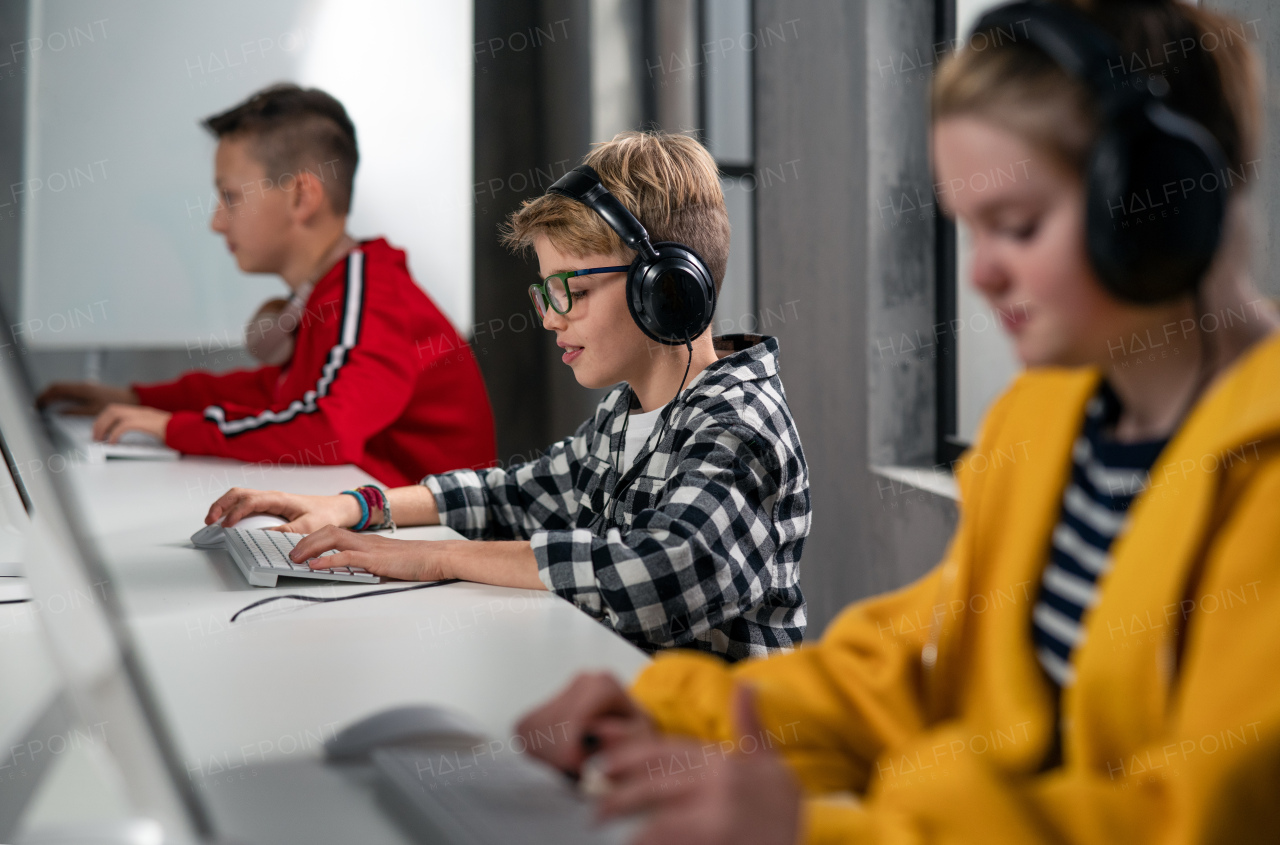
207, 487, 362, 533
36, 381, 139, 415
92, 404, 172, 444
288, 525, 451, 581
515, 671, 656, 778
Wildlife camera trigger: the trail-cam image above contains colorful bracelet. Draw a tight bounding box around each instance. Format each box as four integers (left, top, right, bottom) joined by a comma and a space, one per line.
341, 489, 370, 531
357, 486, 381, 522
353, 485, 395, 533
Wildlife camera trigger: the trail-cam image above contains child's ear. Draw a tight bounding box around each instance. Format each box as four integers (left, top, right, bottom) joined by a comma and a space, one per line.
291, 169, 329, 221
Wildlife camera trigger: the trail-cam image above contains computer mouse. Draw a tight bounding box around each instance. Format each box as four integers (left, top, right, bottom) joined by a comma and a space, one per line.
190, 514, 288, 549
326, 705, 488, 762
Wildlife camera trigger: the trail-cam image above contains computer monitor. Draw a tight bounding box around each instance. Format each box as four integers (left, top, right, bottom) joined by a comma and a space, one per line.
0, 304, 213, 843
0, 315, 35, 579
0, 424, 33, 520
0, 423, 31, 580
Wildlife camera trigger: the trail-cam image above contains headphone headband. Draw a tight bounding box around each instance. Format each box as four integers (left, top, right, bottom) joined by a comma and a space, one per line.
975, 2, 1123, 95
969, 1, 1230, 304
548, 165, 658, 262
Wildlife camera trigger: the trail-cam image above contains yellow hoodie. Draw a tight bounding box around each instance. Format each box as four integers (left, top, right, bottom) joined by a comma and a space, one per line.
632, 332, 1280, 844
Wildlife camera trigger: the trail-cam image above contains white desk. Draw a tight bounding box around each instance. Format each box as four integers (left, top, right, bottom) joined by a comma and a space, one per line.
13, 454, 651, 842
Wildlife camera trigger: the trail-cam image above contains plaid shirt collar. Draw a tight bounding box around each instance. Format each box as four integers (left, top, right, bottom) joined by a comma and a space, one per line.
593, 334, 781, 528
603, 333, 780, 443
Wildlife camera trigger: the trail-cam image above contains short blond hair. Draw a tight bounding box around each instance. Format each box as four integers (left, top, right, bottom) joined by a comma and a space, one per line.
933, 0, 1261, 179
503, 131, 731, 291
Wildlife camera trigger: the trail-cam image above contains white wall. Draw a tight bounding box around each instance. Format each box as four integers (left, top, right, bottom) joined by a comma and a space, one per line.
19, 0, 472, 350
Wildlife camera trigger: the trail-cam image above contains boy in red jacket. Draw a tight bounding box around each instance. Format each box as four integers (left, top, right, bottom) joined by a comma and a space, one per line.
37, 84, 495, 486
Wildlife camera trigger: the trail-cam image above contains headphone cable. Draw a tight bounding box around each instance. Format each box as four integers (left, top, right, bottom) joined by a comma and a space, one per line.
229, 578, 461, 623
605, 337, 695, 526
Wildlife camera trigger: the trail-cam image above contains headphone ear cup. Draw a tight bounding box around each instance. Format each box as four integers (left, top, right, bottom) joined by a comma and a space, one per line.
626, 242, 717, 345
1086, 100, 1228, 304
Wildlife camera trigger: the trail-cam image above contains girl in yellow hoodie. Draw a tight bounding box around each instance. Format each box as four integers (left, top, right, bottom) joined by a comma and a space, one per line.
516, 1, 1280, 842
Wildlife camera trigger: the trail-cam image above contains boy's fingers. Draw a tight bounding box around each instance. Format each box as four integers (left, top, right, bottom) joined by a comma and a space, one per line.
222, 491, 286, 526
290, 526, 352, 562
206, 489, 241, 523
36, 383, 74, 407
221, 496, 257, 526
277, 514, 322, 534
95, 412, 119, 443
307, 550, 351, 571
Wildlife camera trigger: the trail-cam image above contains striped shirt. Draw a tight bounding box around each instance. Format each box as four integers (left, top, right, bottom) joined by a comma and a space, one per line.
1032, 382, 1168, 688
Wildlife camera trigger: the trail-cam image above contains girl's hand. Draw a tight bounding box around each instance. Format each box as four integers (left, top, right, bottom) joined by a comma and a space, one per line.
288, 527, 457, 582
597, 686, 802, 845
515, 672, 657, 779
205, 487, 362, 534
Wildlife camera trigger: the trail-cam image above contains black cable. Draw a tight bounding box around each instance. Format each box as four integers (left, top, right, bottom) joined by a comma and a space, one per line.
605, 337, 695, 526
229, 578, 461, 623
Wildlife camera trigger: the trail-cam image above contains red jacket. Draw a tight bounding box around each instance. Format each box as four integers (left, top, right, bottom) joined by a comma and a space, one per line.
134, 238, 496, 487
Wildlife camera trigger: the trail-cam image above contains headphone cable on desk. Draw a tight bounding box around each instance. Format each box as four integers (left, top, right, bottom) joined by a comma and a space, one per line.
229, 578, 461, 623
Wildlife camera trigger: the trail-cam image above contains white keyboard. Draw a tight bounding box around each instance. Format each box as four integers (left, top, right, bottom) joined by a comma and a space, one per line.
223, 527, 380, 587
371, 744, 638, 845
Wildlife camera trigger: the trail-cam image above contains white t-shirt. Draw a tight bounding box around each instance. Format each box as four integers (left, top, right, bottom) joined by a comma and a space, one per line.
621, 406, 665, 472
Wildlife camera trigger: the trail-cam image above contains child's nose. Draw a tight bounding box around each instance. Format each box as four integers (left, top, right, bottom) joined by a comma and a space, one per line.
969, 238, 1011, 299
541, 306, 567, 331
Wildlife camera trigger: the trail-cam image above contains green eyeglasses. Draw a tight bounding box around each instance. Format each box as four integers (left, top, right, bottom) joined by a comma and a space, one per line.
528, 266, 629, 318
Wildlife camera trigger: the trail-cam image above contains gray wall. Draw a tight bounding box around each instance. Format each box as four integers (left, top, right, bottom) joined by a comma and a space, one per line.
471, 0, 605, 463
753, 0, 956, 633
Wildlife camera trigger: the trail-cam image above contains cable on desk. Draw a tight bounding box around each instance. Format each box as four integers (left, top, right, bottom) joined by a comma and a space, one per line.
229, 578, 461, 623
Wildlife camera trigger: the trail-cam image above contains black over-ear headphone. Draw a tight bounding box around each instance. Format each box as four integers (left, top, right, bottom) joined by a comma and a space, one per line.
546, 164, 717, 345
974, 1, 1230, 304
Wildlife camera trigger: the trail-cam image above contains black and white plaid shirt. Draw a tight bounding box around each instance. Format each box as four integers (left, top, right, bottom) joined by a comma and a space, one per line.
423, 334, 810, 661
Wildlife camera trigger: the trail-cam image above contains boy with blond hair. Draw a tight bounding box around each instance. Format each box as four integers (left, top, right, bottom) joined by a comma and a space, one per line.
207, 130, 811, 660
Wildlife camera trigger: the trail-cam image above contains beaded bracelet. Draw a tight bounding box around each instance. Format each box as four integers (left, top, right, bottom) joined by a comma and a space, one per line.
341, 489, 370, 531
